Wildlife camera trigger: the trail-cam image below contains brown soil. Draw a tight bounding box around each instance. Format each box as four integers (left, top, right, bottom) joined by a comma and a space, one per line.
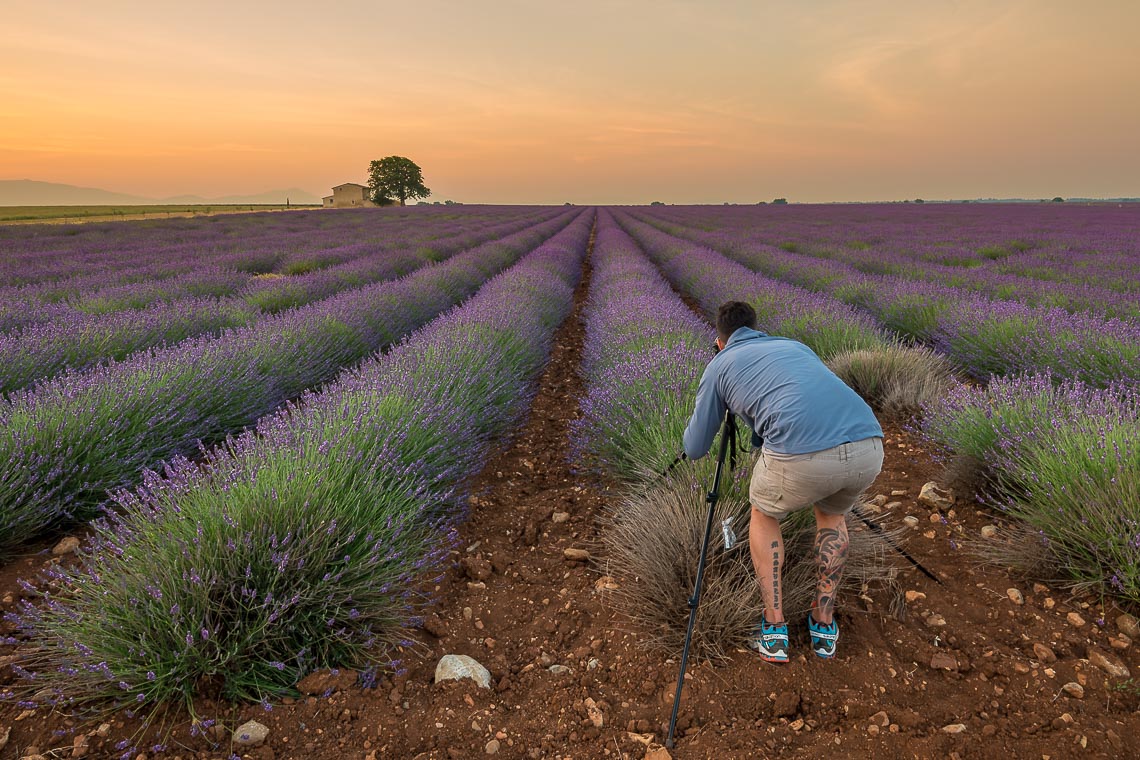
2, 241, 1139, 760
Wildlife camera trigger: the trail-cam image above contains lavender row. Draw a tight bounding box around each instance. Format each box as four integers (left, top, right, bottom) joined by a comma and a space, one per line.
629, 209, 1140, 386
0, 205, 549, 287
574, 211, 713, 481
0, 212, 564, 393
0, 207, 560, 333
611, 211, 891, 359
0, 210, 582, 554
638, 203, 1140, 296
921, 373, 1140, 603
641, 209, 1140, 321
6, 210, 592, 715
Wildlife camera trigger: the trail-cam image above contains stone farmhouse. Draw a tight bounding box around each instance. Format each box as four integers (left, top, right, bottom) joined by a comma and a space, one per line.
322, 183, 376, 208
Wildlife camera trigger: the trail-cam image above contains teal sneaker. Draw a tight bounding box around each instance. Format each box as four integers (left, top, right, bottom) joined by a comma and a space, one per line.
807, 612, 839, 659
747, 618, 789, 663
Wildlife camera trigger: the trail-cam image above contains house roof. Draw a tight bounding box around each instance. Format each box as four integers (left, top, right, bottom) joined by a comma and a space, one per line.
333, 183, 368, 190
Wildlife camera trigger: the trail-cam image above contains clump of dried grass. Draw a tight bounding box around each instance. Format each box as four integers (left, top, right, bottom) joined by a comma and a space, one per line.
600, 475, 902, 659
827, 343, 957, 416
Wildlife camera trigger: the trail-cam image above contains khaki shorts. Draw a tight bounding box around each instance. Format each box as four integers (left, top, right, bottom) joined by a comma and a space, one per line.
749, 437, 884, 519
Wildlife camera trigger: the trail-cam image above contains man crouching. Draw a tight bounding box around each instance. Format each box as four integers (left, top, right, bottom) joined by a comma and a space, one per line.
682, 301, 884, 662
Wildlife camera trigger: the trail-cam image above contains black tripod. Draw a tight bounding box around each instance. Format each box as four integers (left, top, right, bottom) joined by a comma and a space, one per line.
665, 409, 735, 749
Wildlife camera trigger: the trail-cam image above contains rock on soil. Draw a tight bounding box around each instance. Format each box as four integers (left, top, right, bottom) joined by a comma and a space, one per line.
233, 720, 270, 747
918, 482, 954, 510
773, 691, 801, 717
1062, 682, 1085, 699
461, 556, 493, 581
1088, 647, 1131, 678
930, 652, 958, 671
51, 536, 80, 555
1117, 613, 1140, 639
435, 654, 492, 689
421, 612, 448, 638
585, 697, 605, 727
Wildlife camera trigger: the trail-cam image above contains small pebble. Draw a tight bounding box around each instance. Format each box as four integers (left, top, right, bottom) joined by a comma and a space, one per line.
1061, 682, 1085, 699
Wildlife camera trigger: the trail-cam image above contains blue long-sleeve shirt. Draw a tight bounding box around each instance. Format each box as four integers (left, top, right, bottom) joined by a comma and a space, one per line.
682, 327, 883, 458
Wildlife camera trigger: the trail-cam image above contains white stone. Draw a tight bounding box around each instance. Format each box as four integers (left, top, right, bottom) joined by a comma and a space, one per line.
233, 720, 270, 747
918, 482, 955, 510
435, 654, 492, 689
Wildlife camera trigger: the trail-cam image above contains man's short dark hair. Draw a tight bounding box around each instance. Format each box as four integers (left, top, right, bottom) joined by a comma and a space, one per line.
716, 301, 757, 342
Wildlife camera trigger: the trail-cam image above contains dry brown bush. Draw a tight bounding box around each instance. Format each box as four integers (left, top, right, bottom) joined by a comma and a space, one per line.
827, 343, 956, 415
601, 471, 902, 659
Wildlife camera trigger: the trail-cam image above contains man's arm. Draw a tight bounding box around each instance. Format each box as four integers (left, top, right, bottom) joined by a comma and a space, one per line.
682, 366, 726, 460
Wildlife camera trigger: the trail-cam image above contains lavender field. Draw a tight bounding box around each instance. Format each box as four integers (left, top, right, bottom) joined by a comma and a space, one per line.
608, 203, 1140, 607
1, 203, 1137, 734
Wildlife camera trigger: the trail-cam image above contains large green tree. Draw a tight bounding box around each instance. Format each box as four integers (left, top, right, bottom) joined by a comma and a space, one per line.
367, 156, 431, 206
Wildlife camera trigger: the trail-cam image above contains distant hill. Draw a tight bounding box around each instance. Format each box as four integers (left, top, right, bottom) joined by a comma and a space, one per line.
160, 188, 322, 205
0, 180, 322, 207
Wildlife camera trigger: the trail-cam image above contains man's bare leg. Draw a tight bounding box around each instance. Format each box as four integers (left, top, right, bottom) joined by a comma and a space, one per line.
749, 507, 784, 624
812, 506, 850, 625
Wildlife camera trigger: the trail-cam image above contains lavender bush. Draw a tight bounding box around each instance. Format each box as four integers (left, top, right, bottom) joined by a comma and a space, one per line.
4, 212, 591, 711
922, 373, 1140, 601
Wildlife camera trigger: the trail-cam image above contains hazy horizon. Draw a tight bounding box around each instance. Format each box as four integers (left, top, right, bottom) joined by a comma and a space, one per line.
3, 1, 1138, 205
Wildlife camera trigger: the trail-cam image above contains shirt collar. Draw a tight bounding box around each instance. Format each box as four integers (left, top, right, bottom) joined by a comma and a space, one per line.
725, 326, 767, 347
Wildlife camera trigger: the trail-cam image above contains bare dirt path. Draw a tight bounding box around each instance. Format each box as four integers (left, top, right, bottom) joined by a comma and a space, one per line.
3, 226, 1140, 759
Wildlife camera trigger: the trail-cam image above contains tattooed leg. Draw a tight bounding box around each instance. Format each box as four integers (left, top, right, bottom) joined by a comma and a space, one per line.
812, 507, 850, 625
750, 507, 785, 623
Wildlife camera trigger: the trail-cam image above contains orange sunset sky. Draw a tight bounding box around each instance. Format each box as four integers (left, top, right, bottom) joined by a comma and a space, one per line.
2, 1, 1138, 204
